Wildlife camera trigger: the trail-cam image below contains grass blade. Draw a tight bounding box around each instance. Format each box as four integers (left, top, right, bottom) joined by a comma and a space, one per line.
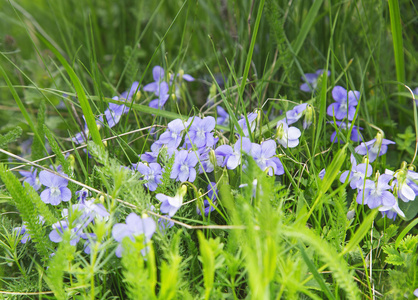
388, 0, 406, 106
37, 33, 104, 149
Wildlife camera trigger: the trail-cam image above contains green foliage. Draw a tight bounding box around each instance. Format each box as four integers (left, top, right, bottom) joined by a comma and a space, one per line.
31, 99, 46, 161
0, 126, 22, 149
43, 124, 72, 177
197, 231, 224, 299
383, 234, 418, 298
158, 230, 183, 300
24, 182, 57, 227
0, 164, 51, 262
121, 237, 157, 300
1, 0, 418, 299
44, 231, 76, 300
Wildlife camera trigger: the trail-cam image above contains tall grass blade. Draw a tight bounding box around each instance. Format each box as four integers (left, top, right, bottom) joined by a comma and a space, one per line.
388, 0, 406, 106
37, 34, 104, 149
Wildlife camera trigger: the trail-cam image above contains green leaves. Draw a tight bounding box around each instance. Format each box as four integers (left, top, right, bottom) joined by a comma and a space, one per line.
0, 126, 22, 148
38, 34, 104, 150
197, 231, 224, 300
0, 164, 52, 262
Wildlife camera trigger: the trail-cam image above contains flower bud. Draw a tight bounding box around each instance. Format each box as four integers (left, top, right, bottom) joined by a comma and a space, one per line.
374, 131, 383, 148
209, 148, 218, 168
303, 105, 314, 129
275, 122, 285, 140
179, 69, 185, 81
178, 184, 188, 198
134, 91, 141, 101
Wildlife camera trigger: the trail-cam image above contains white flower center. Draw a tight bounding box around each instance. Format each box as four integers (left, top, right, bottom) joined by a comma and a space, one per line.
180, 164, 189, 173
51, 187, 61, 198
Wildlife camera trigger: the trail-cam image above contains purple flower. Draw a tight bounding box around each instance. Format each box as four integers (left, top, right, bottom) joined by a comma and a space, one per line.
197, 182, 217, 216
319, 169, 326, 180
49, 220, 84, 246
19, 167, 41, 191
414, 288, 418, 297
199, 148, 222, 174
39, 171, 71, 205
385, 168, 418, 203
354, 133, 395, 162
340, 157, 373, 189
327, 86, 360, 120
217, 106, 230, 127
170, 150, 198, 182
104, 99, 126, 128
379, 201, 405, 220
112, 213, 156, 258
14, 224, 31, 243
185, 116, 216, 149
140, 142, 163, 164
170, 70, 195, 83
75, 189, 90, 203
158, 216, 174, 232
156, 185, 186, 217
65, 200, 110, 227
149, 81, 170, 109
236, 112, 257, 137
143, 66, 166, 95
276, 120, 301, 148
158, 119, 188, 148
121, 81, 140, 101
356, 174, 395, 209
329, 121, 363, 144
132, 162, 163, 191
300, 69, 330, 92
250, 140, 284, 176
14, 216, 45, 244
285, 103, 308, 125
215, 137, 252, 170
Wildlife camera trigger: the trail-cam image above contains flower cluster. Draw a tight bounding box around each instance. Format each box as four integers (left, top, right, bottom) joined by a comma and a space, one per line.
71, 65, 194, 146
49, 191, 110, 253
337, 134, 413, 220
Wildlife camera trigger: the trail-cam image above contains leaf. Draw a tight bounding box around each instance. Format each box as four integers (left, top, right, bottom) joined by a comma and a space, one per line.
37, 33, 104, 149
382, 245, 404, 266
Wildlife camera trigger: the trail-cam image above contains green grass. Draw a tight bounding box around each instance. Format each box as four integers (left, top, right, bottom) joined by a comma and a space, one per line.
0, 0, 418, 299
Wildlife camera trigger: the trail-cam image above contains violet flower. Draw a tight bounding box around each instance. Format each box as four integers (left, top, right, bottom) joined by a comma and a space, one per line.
132, 162, 163, 191
276, 120, 301, 148
327, 86, 359, 120
197, 182, 217, 216
156, 185, 187, 217
217, 106, 230, 127
236, 112, 257, 137
330, 121, 363, 144
143, 66, 166, 95
14, 216, 45, 244
49, 220, 84, 246
185, 116, 216, 149
149, 81, 170, 109
39, 171, 71, 205
215, 137, 252, 170
112, 213, 156, 258
354, 133, 395, 162
285, 103, 308, 125
158, 118, 188, 148
340, 157, 373, 189
250, 140, 284, 176
300, 69, 330, 92
170, 150, 198, 182
385, 168, 418, 203
356, 174, 395, 209
19, 167, 41, 191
